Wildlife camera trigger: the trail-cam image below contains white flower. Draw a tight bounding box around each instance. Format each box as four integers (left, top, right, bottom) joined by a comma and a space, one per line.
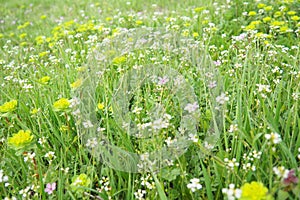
228, 124, 238, 133
24, 152, 36, 163
265, 132, 282, 144
45, 151, 56, 160
216, 93, 229, 104
222, 184, 242, 200
165, 137, 177, 146
184, 102, 199, 113
86, 137, 98, 148
69, 97, 81, 108
188, 134, 199, 143
273, 166, 289, 179
187, 178, 202, 192
152, 118, 169, 130
83, 120, 94, 128
0, 170, 9, 184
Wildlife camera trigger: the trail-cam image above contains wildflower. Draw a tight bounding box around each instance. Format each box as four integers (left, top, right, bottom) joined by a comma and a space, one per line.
228, 124, 238, 133
222, 184, 242, 200
70, 78, 83, 89
30, 108, 40, 115
224, 158, 239, 169
97, 103, 105, 110
187, 178, 202, 192
283, 169, 298, 186
188, 134, 199, 143
86, 137, 98, 148
240, 181, 269, 200
264, 6, 273, 11
83, 120, 93, 128
257, 3, 266, 9
157, 76, 169, 85
112, 56, 126, 64
70, 173, 91, 192
53, 98, 70, 111
265, 132, 281, 144
291, 16, 300, 21
273, 166, 289, 179
0, 100, 17, 113
99, 176, 112, 192
24, 152, 36, 163
38, 76, 50, 84
0, 169, 9, 187
45, 182, 56, 195
8, 130, 34, 150
184, 102, 199, 113
216, 93, 229, 104
134, 189, 146, 200
287, 11, 296, 16
69, 97, 81, 108
248, 11, 257, 16
263, 17, 272, 23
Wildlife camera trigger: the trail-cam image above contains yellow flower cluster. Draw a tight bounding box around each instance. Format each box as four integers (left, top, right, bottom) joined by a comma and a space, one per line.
240, 181, 270, 200
8, 130, 34, 149
0, 100, 18, 113
53, 98, 70, 111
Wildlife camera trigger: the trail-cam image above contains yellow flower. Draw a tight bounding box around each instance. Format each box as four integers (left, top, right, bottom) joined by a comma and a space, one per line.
19, 33, 27, 39
20, 42, 27, 46
0, 33, 3, 39
240, 181, 269, 200
274, 11, 282, 18
30, 108, 40, 115
135, 20, 143, 25
97, 103, 105, 110
39, 51, 49, 57
8, 130, 34, 149
76, 67, 87, 72
70, 78, 83, 89
280, 26, 291, 33
291, 16, 300, 21
193, 32, 199, 37
264, 6, 273, 11
40, 15, 47, 20
194, 7, 205, 13
248, 11, 257, 16
0, 100, 17, 113
112, 56, 126, 64
263, 17, 272, 23
70, 174, 91, 193
287, 11, 296, 16
181, 29, 190, 37
53, 98, 70, 111
39, 76, 51, 84
257, 3, 266, 9
270, 21, 285, 27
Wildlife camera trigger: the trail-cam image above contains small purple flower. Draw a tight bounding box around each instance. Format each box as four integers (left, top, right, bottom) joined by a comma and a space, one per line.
184, 102, 199, 113
157, 76, 169, 85
213, 60, 221, 66
45, 182, 56, 195
283, 170, 298, 186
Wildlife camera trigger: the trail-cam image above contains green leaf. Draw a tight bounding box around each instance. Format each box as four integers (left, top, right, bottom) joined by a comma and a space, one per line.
277, 190, 289, 200
161, 168, 181, 182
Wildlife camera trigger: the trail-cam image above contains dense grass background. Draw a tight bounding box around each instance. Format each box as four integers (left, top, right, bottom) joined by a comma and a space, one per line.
1, 0, 300, 199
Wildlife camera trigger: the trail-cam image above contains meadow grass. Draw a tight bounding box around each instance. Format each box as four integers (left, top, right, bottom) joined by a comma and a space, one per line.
1, 0, 300, 199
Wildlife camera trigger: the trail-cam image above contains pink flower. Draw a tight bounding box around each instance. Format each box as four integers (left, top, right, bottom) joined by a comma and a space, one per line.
45, 182, 56, 195
283, 169, 298, 186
